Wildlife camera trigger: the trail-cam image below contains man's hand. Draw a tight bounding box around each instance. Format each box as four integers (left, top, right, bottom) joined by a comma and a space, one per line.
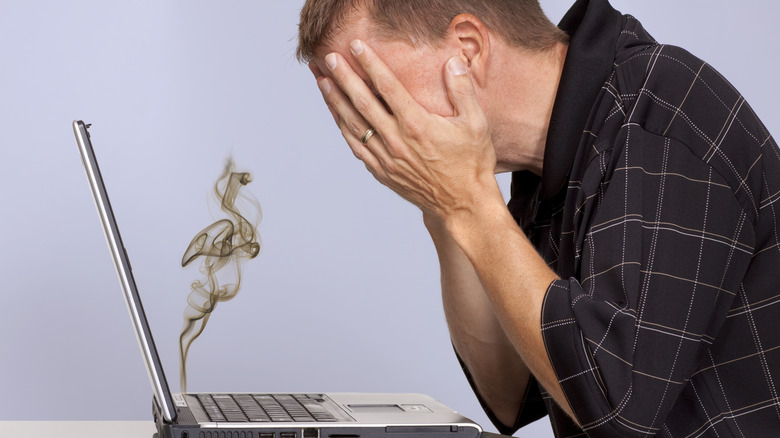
313, 39, 502, 223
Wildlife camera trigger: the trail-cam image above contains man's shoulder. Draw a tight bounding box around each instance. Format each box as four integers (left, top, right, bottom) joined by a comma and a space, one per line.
609, 26, 767, 153
605, 35, 778, 224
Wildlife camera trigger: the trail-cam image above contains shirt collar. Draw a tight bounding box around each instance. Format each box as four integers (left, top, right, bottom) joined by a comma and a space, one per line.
534, 0, 624, 200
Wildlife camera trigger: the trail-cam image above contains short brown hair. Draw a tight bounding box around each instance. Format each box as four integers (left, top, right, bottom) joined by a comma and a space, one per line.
296, 0, 568, 63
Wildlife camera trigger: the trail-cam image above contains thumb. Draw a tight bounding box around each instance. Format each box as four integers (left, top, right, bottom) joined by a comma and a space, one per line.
445, 56, 481, 119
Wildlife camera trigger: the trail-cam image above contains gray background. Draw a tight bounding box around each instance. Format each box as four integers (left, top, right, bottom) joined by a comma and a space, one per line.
1, 1, 777, 437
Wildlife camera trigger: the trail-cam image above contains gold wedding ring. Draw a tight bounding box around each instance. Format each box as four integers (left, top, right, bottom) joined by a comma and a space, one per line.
361, 127, 376, 145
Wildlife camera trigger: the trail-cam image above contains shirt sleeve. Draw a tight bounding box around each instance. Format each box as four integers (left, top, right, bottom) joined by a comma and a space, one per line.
539, 131, 756, 437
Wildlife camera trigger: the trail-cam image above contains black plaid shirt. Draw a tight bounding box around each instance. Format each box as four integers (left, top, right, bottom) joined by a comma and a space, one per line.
492, 0, 780, 436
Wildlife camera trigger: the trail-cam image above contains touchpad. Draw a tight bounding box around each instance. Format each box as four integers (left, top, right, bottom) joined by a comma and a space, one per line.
347, 404, 404, 413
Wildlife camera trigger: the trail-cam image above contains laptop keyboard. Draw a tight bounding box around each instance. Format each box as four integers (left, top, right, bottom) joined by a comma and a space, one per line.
197, 394, 339, 423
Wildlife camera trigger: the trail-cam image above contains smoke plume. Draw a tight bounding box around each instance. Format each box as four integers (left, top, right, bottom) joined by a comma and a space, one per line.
179, 160, 262, 393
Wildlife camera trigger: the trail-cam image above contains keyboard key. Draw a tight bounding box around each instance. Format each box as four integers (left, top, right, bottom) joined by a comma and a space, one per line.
212, 395, 248, 422
197, 395, 227, 422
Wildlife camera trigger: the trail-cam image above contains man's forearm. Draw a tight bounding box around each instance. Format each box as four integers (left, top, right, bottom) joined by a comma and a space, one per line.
440, 194, 576, 422
424, 213, 532, 428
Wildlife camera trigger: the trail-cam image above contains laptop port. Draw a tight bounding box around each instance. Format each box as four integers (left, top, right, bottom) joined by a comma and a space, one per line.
280, 433, 297, 438
259, 434, 275, 438
303, 428, 319, 438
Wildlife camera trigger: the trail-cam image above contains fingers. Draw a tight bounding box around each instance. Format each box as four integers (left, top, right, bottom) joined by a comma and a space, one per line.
444, 56, 483, 121
317, 75, 387, 172
347, 40, 423, 123
311, 45, 402, 187
322, 51, 394, 138
310, 60, 340, 125
313, 77, 339, 125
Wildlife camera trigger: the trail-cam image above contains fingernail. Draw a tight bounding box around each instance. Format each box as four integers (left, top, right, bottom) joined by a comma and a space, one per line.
448, 56, 468, 76
325, 53, 338, 70
350, 40, 364, 56
318, 77, 332, 95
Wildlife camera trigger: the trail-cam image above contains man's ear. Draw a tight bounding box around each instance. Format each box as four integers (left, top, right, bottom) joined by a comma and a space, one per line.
447, 14, 490, 86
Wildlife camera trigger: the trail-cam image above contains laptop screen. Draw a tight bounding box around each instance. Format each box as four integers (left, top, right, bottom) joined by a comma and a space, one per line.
73, 120, 178, 423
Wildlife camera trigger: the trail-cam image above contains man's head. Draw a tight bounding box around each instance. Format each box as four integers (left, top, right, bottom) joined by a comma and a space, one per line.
296, 0, 567, 64
298, 0, 569, 173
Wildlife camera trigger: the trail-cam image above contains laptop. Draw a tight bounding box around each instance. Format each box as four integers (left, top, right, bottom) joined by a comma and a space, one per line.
72, 120, 483, 438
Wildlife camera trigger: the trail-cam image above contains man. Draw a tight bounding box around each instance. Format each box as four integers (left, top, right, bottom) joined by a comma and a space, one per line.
296, 0, 780, 436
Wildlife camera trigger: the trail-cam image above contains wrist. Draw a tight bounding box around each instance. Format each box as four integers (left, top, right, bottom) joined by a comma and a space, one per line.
440, 179, 512, 251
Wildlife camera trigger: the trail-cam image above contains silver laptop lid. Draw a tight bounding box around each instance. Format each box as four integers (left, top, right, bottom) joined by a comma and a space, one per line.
73, 120, 178, 423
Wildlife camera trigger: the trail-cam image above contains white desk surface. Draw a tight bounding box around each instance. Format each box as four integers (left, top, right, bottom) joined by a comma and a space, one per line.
0, 421, 508, 438
0, 421, 157, 437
